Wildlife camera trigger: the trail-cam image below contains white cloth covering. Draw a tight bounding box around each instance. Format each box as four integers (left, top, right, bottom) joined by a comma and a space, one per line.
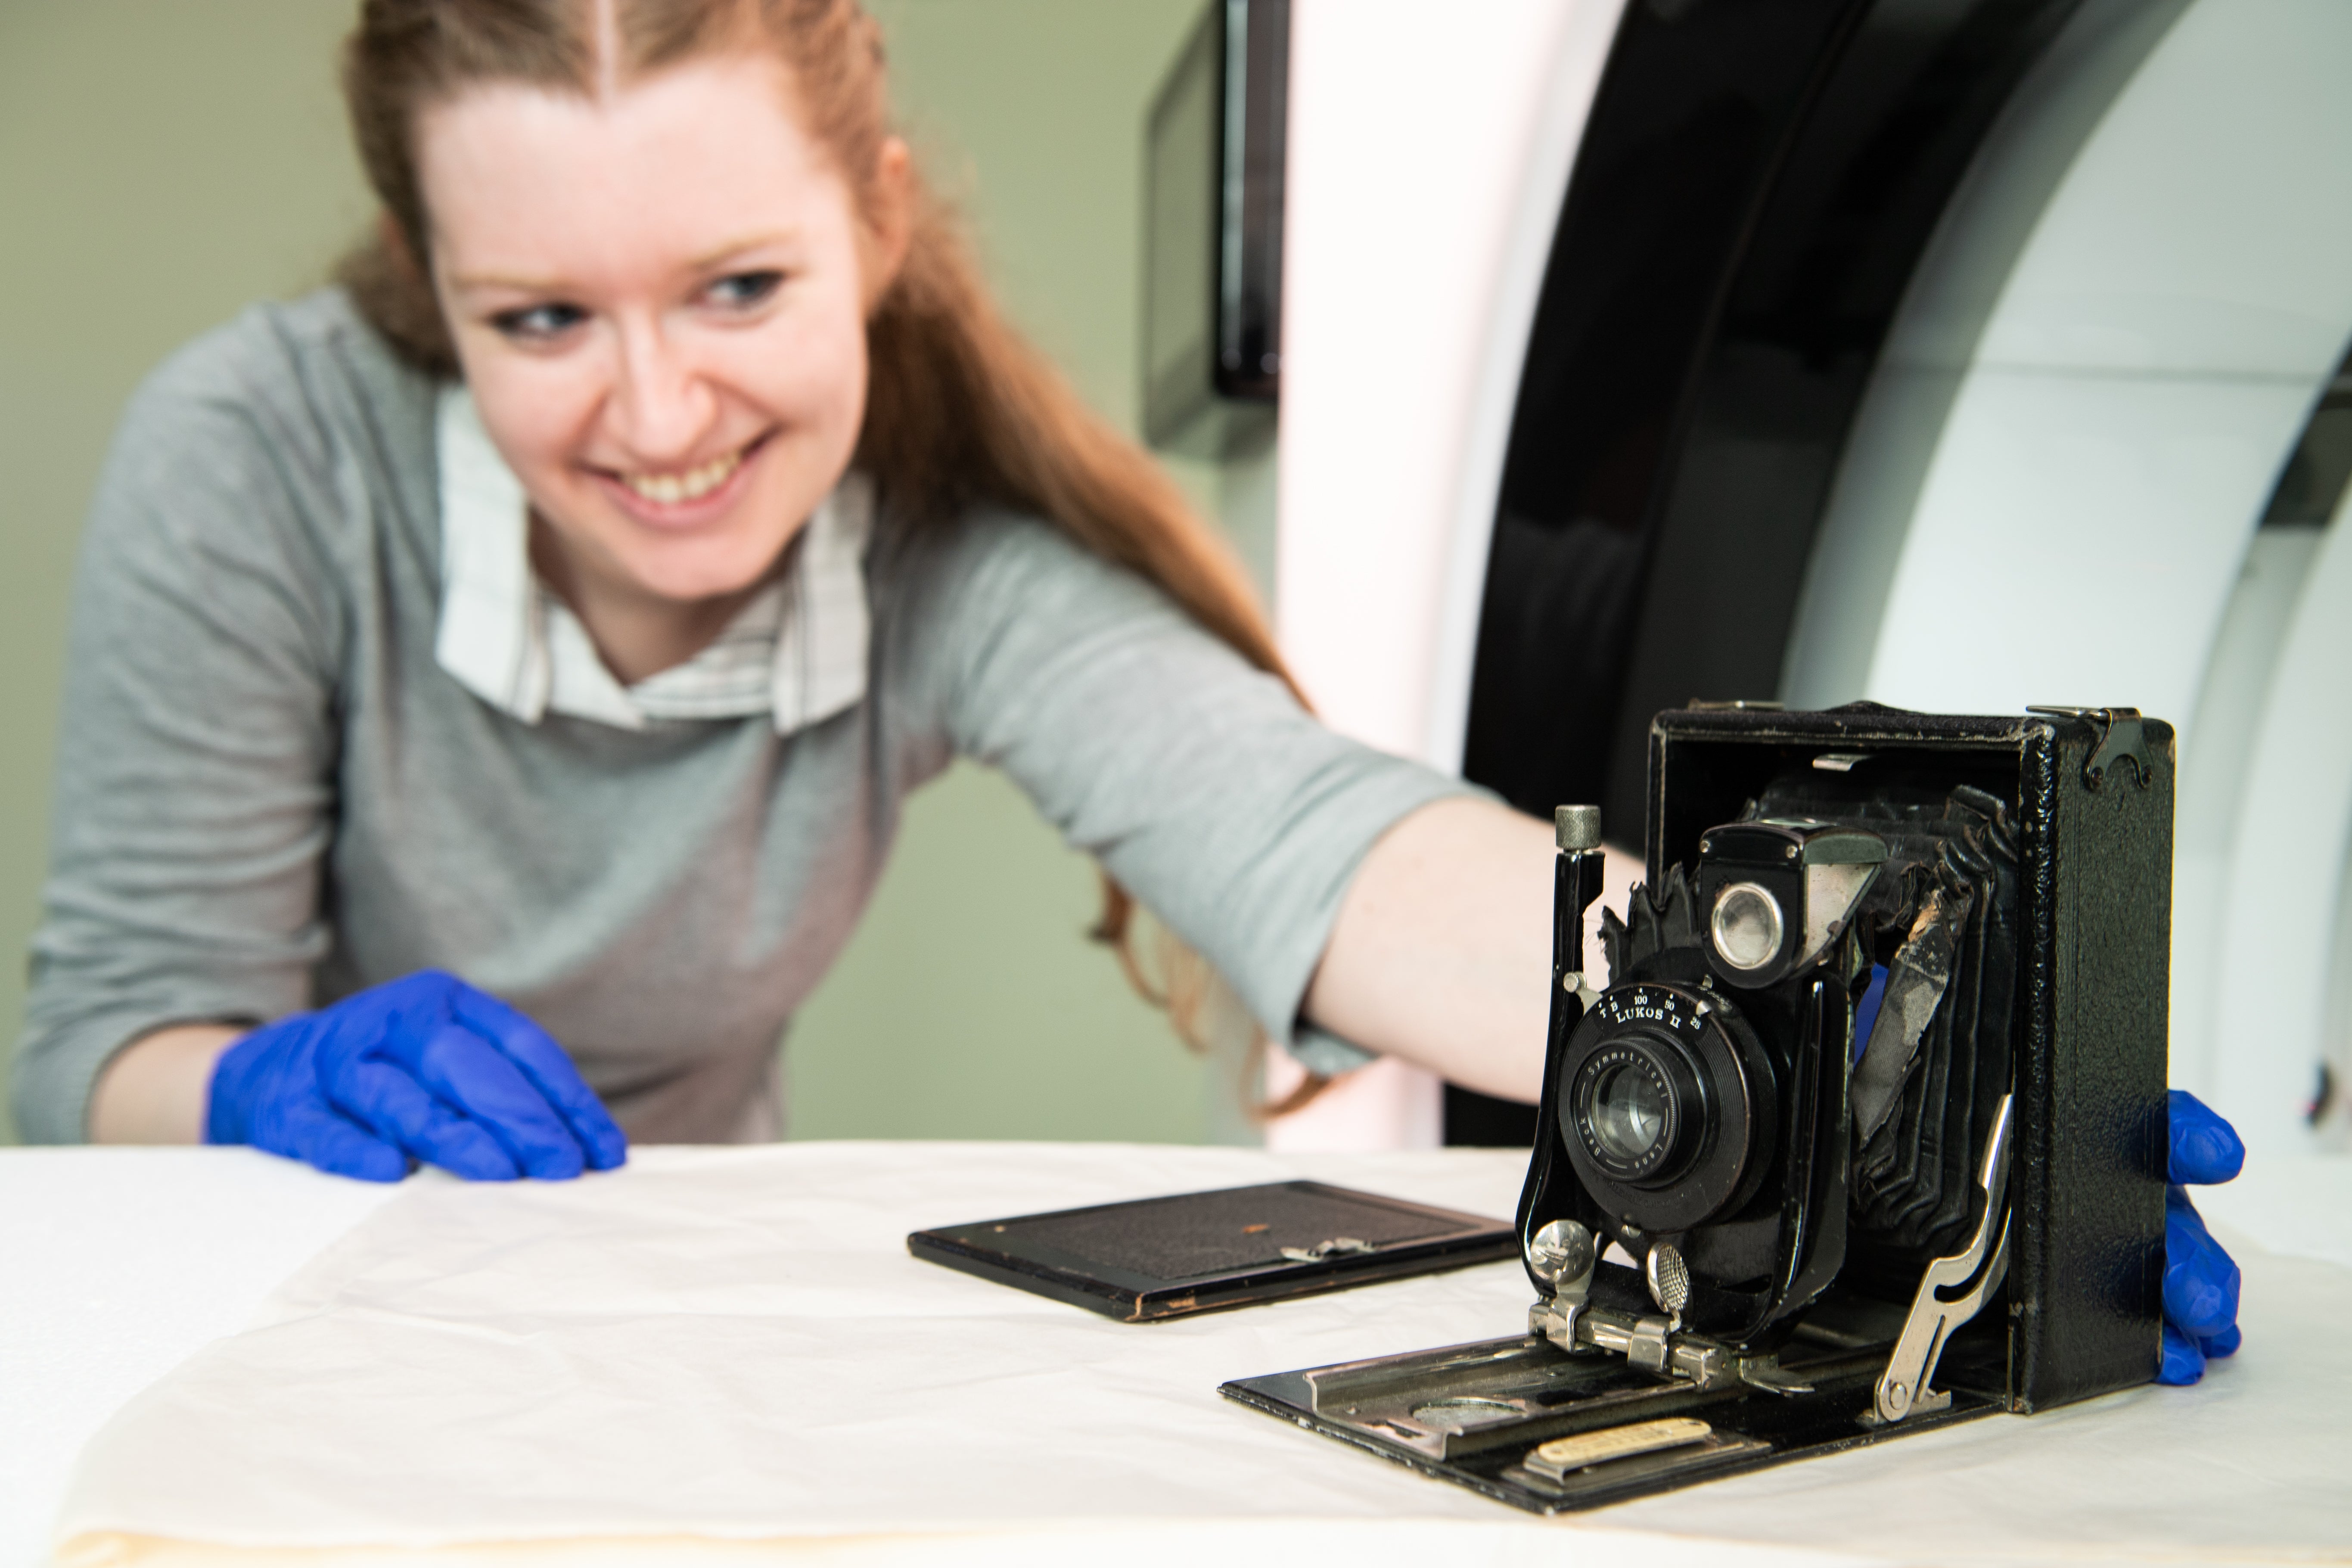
44, 1143, 2352, 1567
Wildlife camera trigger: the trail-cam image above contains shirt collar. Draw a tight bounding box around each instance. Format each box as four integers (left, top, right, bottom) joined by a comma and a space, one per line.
432, 385, 872, 734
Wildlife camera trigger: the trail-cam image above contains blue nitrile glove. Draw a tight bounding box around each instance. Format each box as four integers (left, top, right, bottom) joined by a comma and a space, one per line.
205, 970, 628, 1183
2157, 1089, 2244, 1385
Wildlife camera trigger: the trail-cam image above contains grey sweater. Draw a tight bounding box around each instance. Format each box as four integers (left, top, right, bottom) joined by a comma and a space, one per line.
12, 292, 1462, 1144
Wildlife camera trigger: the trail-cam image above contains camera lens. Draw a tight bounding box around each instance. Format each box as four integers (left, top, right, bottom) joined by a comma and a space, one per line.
1710, 882, 1785, 972
1568, 1037, 1700, 1186
1590, 1062, 1668, 1164
1556, 982, 1772, 1235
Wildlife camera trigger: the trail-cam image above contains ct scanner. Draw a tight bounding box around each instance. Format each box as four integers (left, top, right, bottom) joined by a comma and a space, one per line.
1252, 0, 2352, 1158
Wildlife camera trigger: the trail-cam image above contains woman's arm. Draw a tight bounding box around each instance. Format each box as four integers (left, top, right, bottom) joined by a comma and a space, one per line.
1304, 797, 1642, 1102
87, 1026, 243, 1145
11, 310, 347, 1145
910, 518, 1648, 1097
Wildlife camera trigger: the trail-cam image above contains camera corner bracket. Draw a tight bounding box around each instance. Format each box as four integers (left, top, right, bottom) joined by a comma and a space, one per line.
2026, 705, 2152, 791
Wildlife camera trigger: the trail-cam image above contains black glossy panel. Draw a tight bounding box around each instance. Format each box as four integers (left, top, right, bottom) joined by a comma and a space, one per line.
1600, 0, 2085, 828
1459, 0, 2084, 841
1453, 0, 2079, 1148
2262, 341, 2352, 527
1465, 0, 1859, 826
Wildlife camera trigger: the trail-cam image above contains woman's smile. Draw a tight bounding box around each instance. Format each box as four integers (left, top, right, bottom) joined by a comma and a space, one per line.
591, 432, 770, 530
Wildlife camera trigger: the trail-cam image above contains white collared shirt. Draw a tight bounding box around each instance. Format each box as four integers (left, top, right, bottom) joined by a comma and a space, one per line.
431, 386, 872, 733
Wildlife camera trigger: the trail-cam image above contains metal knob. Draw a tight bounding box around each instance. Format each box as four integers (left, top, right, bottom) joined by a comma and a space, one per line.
1645, 1241, 1691, 1325
1526, 1218, 1597, 1289
1555, 804, 1603, 853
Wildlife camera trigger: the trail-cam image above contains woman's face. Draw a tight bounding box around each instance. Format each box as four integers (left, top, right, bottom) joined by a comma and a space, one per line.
417, 54, 900, 605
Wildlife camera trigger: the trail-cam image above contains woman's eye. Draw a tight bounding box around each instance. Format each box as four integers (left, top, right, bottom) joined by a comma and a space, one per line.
487, 302, 587, 342
705, 270, 784, 310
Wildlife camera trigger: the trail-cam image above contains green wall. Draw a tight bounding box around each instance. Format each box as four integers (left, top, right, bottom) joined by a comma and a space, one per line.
0, 0, 1256, 1146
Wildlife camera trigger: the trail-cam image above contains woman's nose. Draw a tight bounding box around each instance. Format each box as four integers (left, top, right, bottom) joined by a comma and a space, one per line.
606, 319, 715, 463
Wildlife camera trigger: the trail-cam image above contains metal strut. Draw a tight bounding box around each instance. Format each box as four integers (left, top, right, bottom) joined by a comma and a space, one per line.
1872, 1093, 2013, 1424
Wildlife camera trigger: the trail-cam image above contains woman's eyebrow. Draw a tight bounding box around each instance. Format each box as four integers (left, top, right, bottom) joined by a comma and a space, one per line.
687, 232, 795, 271
445, 236, 796, 296
445, 269, 568, 294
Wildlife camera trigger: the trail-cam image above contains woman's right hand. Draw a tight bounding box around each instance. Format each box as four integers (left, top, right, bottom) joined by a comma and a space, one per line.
201, 971, 628, 1183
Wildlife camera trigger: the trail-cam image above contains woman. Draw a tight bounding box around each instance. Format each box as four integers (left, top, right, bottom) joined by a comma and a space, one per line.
14, 0, 1558, 1172
12, 0, 2238, 1384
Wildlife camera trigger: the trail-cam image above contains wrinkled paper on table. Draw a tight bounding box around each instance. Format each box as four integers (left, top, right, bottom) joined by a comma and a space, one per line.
52, 1142, 2352, 1567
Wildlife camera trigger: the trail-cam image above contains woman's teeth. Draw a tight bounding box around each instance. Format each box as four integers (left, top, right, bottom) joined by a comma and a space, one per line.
622, 449, 742, 505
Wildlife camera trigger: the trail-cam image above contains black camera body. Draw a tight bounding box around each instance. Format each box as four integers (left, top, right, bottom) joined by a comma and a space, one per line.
1226, 704, 2172, 1509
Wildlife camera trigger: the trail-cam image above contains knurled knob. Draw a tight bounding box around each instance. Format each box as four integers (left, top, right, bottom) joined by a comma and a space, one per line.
1555, 804, 1603, 853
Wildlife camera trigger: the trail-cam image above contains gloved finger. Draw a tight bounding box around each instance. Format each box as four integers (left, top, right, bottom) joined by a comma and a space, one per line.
330, 1058, 522, 1182
446, 987, 628, 1171
351, 983, 593, 1180
2200, 1323, 2243, 1360
270, 1099, 409, 1183
2157, 1322, 2207, 1386
2164, 1186, 2241, 1340
2168, 1089, 2245, 1186
407, 1022, 590, 1180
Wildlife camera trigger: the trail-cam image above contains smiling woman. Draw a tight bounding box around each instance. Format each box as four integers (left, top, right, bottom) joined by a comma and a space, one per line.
419, 56, 898, 677
12, 0, 1569, 1175
339, 1, 1280, 692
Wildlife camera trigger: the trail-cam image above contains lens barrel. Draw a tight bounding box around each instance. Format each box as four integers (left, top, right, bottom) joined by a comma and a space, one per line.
1555, 981, 1774, 1234
1570, 1036, 1705, 1184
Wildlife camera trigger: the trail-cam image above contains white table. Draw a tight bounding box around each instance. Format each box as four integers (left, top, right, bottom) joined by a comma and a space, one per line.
4, 1143, 2349, 1566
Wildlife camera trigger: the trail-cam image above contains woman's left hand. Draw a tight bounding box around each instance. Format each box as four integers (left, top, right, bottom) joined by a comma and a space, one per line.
2159, 1089, 2245, 1385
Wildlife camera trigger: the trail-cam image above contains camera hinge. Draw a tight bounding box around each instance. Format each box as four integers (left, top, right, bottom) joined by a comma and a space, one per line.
1529, 1297, 1816, 1397
2027, 705, 2152, 791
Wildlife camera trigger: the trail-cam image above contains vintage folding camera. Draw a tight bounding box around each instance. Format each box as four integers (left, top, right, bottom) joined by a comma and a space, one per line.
1224, 703, 2172, 1510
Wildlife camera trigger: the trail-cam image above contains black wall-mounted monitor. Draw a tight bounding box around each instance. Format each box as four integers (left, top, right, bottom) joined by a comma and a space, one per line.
1142, 0, 1288, 457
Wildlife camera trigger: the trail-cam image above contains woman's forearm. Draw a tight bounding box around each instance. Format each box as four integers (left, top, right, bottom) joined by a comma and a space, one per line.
1303, 796, 1640, 1102
87, 1024, 243, 1144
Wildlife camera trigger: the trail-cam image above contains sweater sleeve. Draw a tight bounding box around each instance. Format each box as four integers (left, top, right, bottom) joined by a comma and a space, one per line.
11, 318, 349, 1142
902, 512, 1481, 1050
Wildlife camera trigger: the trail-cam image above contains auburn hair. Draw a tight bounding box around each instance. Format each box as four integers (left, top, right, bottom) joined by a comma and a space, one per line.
337, 0, 1329, 1114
